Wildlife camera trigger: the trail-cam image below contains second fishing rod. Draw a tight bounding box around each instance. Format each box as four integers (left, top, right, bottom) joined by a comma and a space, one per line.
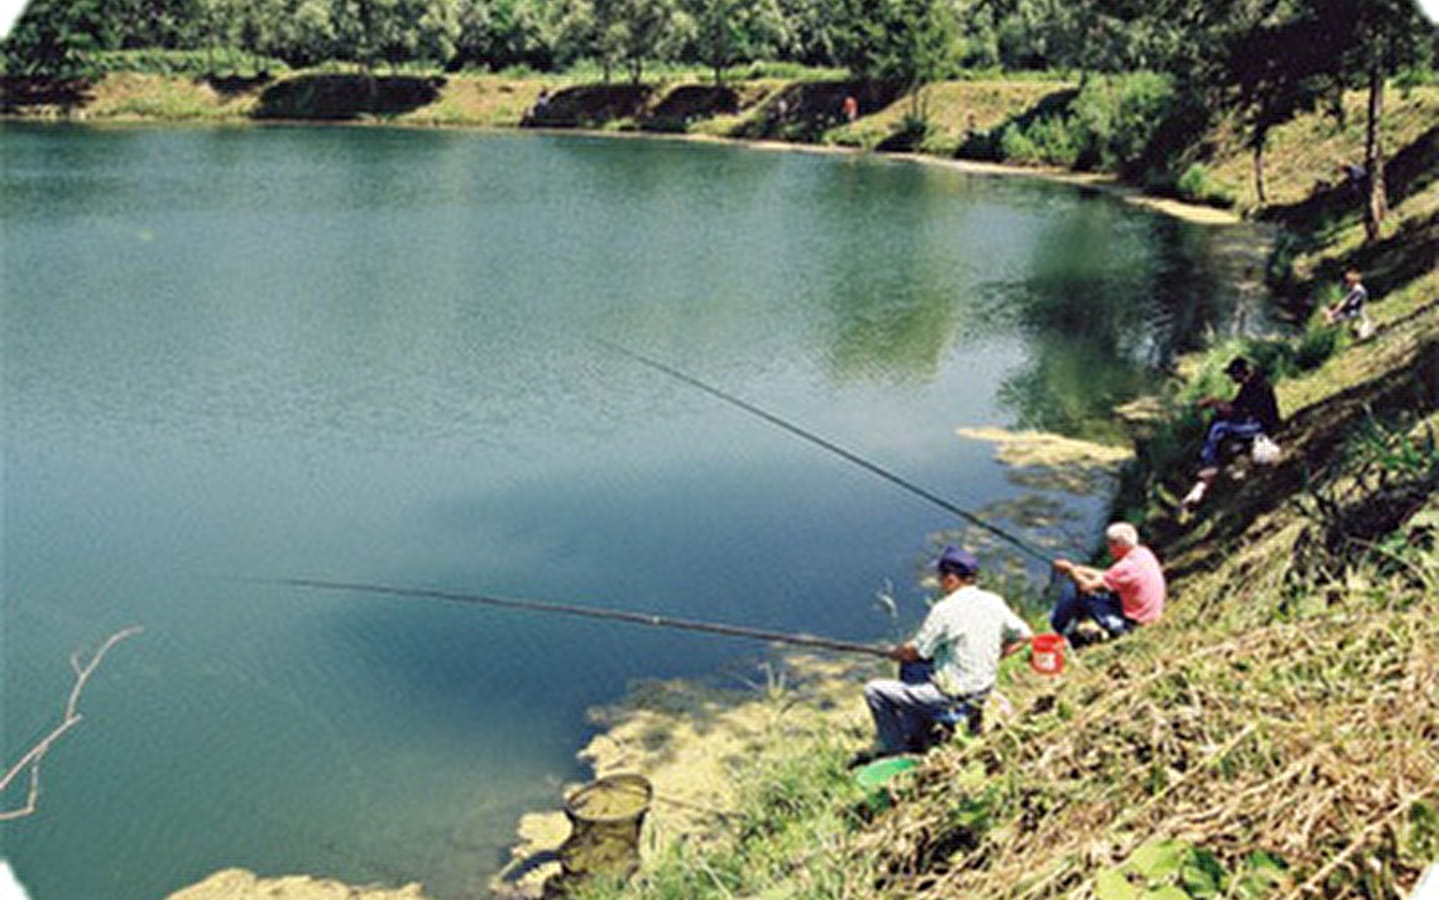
596, 338, 1058, 567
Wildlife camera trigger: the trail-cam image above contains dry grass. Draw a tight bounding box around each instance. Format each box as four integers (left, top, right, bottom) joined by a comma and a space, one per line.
1205, 86, 1439, 214
81, 71, 257, 119
857, 595, 1438, 898
859, 80, 1074, 153
395, 75, 543, 127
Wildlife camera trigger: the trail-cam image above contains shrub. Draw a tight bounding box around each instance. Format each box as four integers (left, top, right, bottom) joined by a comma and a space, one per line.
1025, 114, 1080, 167
999, 123, 1041, 164
1070, 71, 1177, 173
496, 63, 539, 79
1293, 320, 1346, 371
1175, 163, 1237, 209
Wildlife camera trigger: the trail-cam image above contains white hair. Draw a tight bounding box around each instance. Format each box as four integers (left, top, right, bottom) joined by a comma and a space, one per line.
1105, 522, 1139, 549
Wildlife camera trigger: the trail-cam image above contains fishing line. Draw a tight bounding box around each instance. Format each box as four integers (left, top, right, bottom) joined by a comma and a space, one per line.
594, 338, 1055, 565
265, 577, 893, 658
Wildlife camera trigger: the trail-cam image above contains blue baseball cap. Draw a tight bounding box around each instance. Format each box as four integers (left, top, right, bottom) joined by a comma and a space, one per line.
934, 546, 979, 577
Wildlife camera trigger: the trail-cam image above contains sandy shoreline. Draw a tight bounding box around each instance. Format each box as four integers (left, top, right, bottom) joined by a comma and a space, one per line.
529, 128, 1242, 226
477, 128, 1242, 226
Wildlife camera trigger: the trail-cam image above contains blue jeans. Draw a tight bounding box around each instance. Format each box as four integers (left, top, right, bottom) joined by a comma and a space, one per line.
1050, 581, 1135, 639
1200, 418, 1265, 468
863, 676, 984, 754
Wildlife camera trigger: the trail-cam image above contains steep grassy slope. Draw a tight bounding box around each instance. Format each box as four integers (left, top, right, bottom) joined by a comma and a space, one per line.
556, 119, 1439, 900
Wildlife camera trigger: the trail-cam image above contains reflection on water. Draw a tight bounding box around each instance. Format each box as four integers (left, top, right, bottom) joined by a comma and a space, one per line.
1, 123, 1255, 900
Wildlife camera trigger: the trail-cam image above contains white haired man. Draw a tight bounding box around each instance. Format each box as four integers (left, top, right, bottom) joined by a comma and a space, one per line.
1050, 523, 1166, 643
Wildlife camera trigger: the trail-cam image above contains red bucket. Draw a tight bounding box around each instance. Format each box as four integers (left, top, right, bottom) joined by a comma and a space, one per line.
1030, 633, 1065, 675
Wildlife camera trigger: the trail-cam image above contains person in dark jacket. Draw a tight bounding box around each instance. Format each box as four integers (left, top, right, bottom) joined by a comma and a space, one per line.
1181, 356, 1280, 510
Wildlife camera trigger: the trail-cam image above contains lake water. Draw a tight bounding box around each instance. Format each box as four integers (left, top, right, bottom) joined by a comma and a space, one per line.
2, 123, 1248, 900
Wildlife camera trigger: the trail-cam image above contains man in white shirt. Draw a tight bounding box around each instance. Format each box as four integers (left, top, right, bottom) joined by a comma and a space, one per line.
854, 547, 1032, 763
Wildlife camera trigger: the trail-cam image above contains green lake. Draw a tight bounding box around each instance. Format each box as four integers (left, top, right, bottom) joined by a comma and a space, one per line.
1, 122, 1257, 899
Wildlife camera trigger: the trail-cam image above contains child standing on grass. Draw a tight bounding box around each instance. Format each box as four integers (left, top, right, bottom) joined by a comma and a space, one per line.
1323, 268, 1374, 339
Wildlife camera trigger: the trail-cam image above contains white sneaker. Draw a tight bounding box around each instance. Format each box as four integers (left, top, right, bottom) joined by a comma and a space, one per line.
1181, 481, 1207, 510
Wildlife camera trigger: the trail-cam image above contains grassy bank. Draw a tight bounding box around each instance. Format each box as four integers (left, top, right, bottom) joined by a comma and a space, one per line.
520, 110, 1439, 900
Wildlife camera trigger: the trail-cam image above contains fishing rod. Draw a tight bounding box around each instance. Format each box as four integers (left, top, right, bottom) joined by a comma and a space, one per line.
269, 577, 893, 658
595, 338, 1055, 565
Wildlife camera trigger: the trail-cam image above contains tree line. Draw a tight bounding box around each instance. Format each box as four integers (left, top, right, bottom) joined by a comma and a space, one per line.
6, 0, 1429, 87
3, 0, 1433, 235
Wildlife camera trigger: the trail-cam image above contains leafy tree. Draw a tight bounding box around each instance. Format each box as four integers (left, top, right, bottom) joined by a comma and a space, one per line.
831, 0, 956, 112
101, 0, 205, 49
282, 0, 341, 65
1322, 0, 1432, 240
1222, 16, 1335, 206
327, 0, 452, 70
773, 0, 839, 66
2, 0, 111, 77
196, 0, 307, 66
415, 0, 463, 65
676, 0, 787, 85
453, 0, 551, 71
900, 0, 956, 118
831, 0, 891, 79
551, 0, 625, 80
454, 0, 495, 67
614, 0, 682, 83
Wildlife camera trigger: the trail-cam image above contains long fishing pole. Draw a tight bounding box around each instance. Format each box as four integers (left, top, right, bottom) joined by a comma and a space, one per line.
595, 339, 1054, 565
269, 577, 893, 658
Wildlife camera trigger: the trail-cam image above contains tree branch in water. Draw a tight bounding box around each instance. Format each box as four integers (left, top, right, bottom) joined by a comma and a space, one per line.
1, 626, 143, 821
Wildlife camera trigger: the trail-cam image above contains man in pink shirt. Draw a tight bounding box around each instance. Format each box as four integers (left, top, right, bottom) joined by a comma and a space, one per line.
1050, 522, 1165, 642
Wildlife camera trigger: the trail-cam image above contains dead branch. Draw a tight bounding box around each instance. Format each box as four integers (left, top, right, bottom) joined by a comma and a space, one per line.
0, 626, 142, 821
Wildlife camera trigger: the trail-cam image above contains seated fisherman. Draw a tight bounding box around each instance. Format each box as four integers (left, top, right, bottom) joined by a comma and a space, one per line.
853, 547, 1031, 765
1182, 356, 1281, 510
1050, 522, 1165, 643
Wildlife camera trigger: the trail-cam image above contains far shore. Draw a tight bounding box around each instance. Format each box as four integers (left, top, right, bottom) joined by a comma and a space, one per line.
2, 70, 1242, 227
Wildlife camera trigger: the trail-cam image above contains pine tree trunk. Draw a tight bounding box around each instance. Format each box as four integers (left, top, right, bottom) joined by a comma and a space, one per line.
1363, 57, 1386, 243
1252, 136, 1267, 208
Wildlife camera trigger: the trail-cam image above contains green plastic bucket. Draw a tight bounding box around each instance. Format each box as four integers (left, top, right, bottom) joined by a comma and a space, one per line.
855, 756, 918, 811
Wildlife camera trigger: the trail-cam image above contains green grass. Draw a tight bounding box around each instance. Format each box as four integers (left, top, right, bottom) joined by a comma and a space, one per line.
89, 47, 288, 77
569, 737, 872, 900
546, 105, 1439, 900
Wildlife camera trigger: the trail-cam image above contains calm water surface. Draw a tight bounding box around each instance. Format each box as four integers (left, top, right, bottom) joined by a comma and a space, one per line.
3, 123, 1246, 899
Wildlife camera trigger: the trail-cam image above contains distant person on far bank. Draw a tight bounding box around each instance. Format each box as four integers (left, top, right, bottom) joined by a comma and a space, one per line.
841, 94, 858, 123
1322, 268, 1374, 339
852, 547, 1031, 765
1181, 356, 1282, 511
1050, 522, 1165, 644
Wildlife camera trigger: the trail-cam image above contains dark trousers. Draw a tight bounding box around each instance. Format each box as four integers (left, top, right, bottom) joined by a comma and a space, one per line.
1050, 581, 1135, 638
